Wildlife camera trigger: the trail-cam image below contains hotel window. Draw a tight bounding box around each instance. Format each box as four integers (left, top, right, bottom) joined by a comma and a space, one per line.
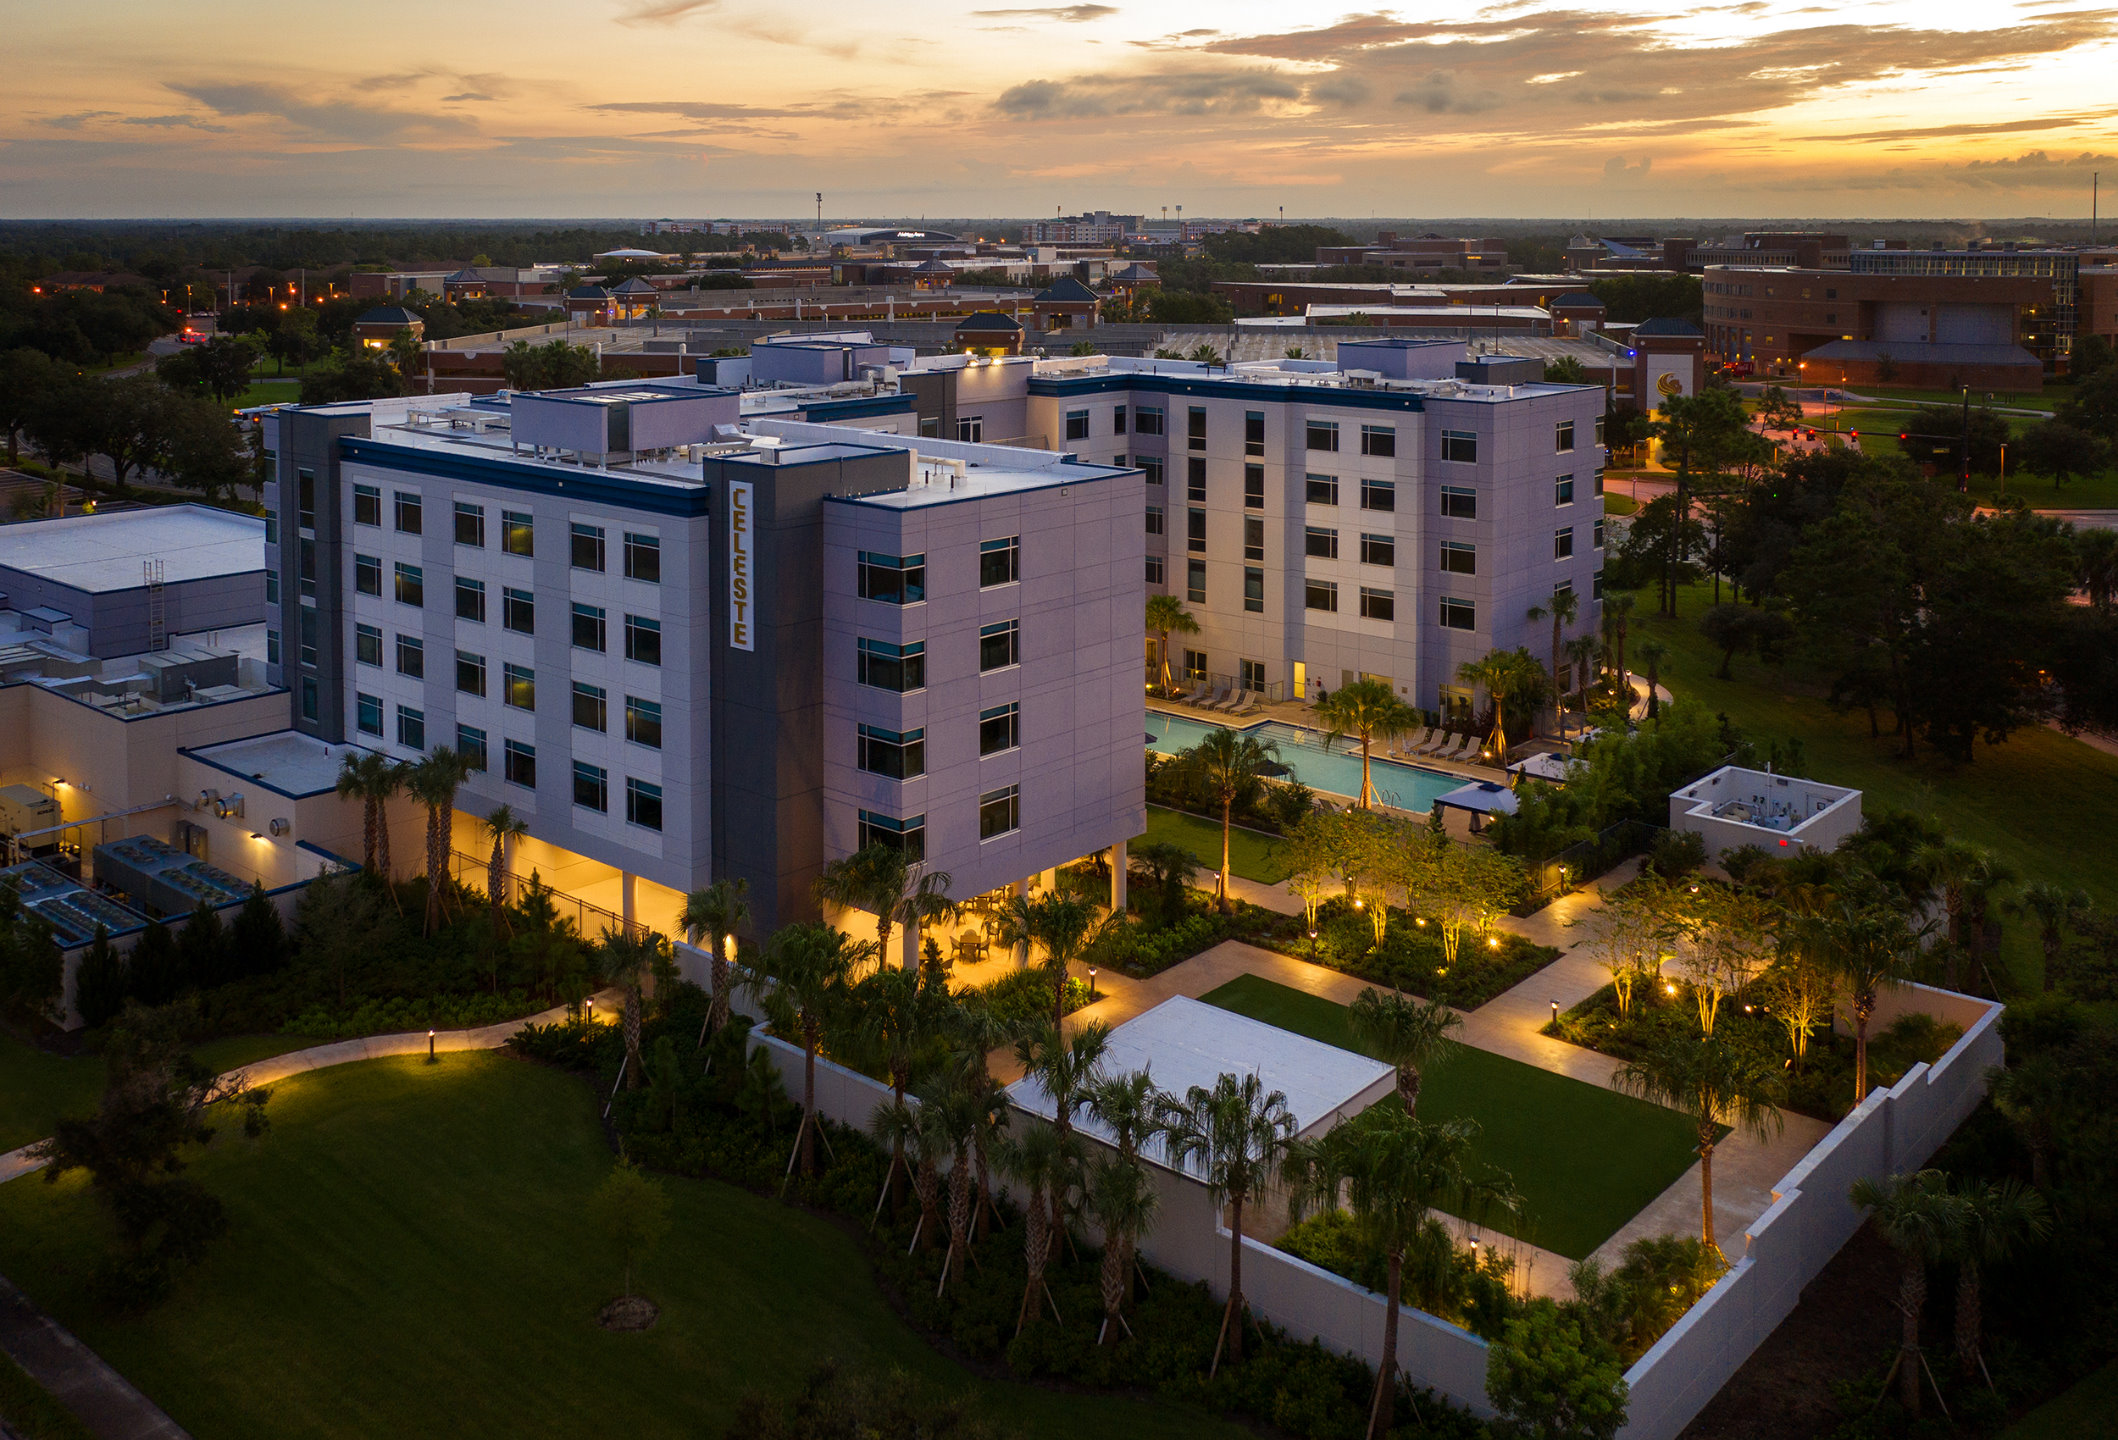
265, 508, 278, 547
504, 739, 536, 789
1186, 457, 1206, 502
267, 628, 281, 667
1359, 424, 1396, 457
1594, 467, 1605, 496
1441, 541, 1477, 575
353, 484, 381, 526
1187, 406, 1207, 450
1593, 567, 1606, 600
624, 532, 661, 582
1113, 405, 1127, 434
627, 778, 664, 832
979, 619, 1020, 672
1243, 464, 1264, 510
501, 510, 534, 557
979, 784, 1021, 840
572, 681, 606, 732
1187, 507, 1206, 553
625, 614, 661, 666
979, 702, 1020, 756
1305, 579, 1339, 612
503, 663, 536, 711
1360, 533, 1395, 567
1186, 560, 1206, 603
625, 697, 662, 749
858, 724, 926, 780
1244, 410, 1265, 456
1556, 420, 1576, 453
1145, 554, 1165, 585
1594, 518, 1606, 549
1441, 430, 1478, 463
297, 472, 316, 530
456, 650, 486, 697
1439, 596, 1476, 630
979, 536, 1020, 588
1304, 526, 1338, 559
857, 809, 922, 860
573, 761, 609, 814
1594, 415, 1607, 446
502, 586, 534, 634
356, 693, 383, 736
1306, 474, 1339, 506
454, 502, 484, 547
397, 704, 426, 751
858, 551, 927, 604
1134, 406, 1164, 435
1306, 419, 1339, 452
1359, 587, 1395, 622
355, 554, 381, 596
1440, 485, 1477, 520
857, 637, 925, 692
299, 608, 318, 667
1555, 526, 1575, 560
395, 633, 424, 679
394, 491, 422, 535
298, 538, 316, 598
1181, 648, 1207, 682
300, 677, 318, 722
1243, 566, 1264, 614
355, 623, 382, 668
1240, 659, 1266, 691
1243, 516, 1265, 562
571, 523, 606, 572
455, 576, 486, 622
457, 724, 488, 772
572, 602, 606, 652
956, 416, 983, 442
1139, 456, 1165, 486
394, 562, 423, 608
1065, 409, 1090, 441
1360, 478, 1396, 513
1555, 475, 1575, 506
1145, 504, 1164, 536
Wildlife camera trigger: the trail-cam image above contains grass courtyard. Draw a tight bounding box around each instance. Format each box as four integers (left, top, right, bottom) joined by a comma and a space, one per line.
0, 1052, 1246, 1440
1136, 804, 1292, 885
1199, 974, 1707, 1260
0, 1031, 300, 1154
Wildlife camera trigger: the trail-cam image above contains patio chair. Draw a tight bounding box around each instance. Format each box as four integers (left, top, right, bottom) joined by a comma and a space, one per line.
1452, 733, 1480, 761
1199, 685, 1229, 710
1401, 726, 1435, 756
1179, 681, 1211, 704
1233, 692, 1265, 716
1227, 690, 1261, 714
1214, 688, 1248, 713
1415, 728, 1453, 756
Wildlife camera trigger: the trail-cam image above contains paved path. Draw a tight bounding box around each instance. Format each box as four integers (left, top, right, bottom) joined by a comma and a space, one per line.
0, 1275, 188, 1440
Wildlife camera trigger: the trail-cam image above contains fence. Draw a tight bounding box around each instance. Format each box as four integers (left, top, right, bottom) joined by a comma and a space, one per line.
447, 850, 646, 938
1522, 819, 1663, 905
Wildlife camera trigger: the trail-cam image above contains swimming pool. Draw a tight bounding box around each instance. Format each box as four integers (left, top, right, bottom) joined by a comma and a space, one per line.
1146, 713, 1463, 811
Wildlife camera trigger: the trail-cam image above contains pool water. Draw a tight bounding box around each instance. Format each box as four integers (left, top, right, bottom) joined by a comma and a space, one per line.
1146, 713, 1462, 811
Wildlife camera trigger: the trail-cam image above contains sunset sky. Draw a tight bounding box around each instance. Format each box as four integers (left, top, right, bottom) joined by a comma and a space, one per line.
5, 0, 2115, 220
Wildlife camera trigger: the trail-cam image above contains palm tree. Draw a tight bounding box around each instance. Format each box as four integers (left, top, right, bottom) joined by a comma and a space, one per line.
1316, 678, 1414, 811
997, 1120, 1077, 1334
1915, 838, 2003, 987
1988, 1054, 2067, 1189
1527, 587, 1579, 736
1458, 648, 1550, 762
405, 748, 474, 935
1087, 1152, 1161, 1345
1024, 890, 1097, 1031
917, 1073, 986, 1296
1611, 1033, 1785, 1256
949, 991, 1027, 1238
1564, 633, 1601, 720
1849, 1170, 1965, 1418
856, 963, 952, 1211
870, 1098, 944, 1251
1158, 1071, 1299, 1373
747, 923, 871, 1176
1087, 1067, 1161, 1165
1948, 1177, 2049, 1379
2003, 882, 2090, 993
1175, 727, 1281, 908
481, 805, 527, 932
1602, 592, 1637, 712
597, 925, 669, 1091
1636, 638, 1670, 722
335, 752, 381, 874
1800, 903, 1916, 1105
1346, 988, 1460, 1116
1145, 593, 1200, 695
1017, 1021, 1110, 1236
1284, 1109, 1500, 1439
680, 879, 751, 1034
814, 843, 957, 971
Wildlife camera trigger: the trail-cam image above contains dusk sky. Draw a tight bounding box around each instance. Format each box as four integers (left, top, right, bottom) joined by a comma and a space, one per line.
6, 0, 2116, 220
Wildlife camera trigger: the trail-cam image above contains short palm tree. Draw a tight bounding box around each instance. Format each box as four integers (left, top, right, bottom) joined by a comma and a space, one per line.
1158, 1071, 1299, 1373
1026, 890, 1097, 1031
996, 1121, 1077, 1334
1914, 838, 2009, 988
1635, 638, 1670, 722
1316, 678, 1414, 811
1456, 648, 1545, 762
870, 1098, 944, 1251
597, 925, 669, 1091
481, 805, 528, 931
1611, 1033, 1785, 1256
335, 750, 401, 880
1948, 1177, 2050, 1379
814, 843, 957, 971
405, 748, 474, 935
1175, 727, 1281, 907
1145, 593, 1199, 695
1799, 902, 1916, 1104
747, 922, 871, 1176
1087, 1151, 1160, 1345
680, 878, 751, 1034
1849, 1169, 1965, 1418
1087, 1067, 1161, 1164
2003, 882, 2090, 993
856, 963, 953, 1210
1988, 1054, 2067, 1189
1564, 633, 1601, 716
1346, 988, 1460, 1116
916, 1073, 985, 1296
1527, 586, 1579, 736
1017, 1021, 1110, 1235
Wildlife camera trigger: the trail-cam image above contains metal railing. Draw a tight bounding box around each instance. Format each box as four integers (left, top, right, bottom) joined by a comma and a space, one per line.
447, 850, 649, 938
1523, 819, 1663, 905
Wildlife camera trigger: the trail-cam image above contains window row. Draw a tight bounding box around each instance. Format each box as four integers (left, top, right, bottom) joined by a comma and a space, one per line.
1302, 528, 1395, 566
855, 783, 1019, 860
1302, 582, 1396, 621
856, 701, 1022, 781
354, 561, 661, 664
1178, 561, 1266, 614
352, 705, 667, 829
1303, 420, 1397, 457
855, 619, 1018, 693
352, 488, 661, 581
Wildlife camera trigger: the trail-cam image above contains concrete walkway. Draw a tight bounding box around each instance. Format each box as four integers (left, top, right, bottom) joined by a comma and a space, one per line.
0, 1275, 188, 1440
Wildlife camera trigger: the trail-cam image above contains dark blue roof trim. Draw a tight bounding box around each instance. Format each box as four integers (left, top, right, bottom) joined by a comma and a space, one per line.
339, 437, 714, 517
798, 395, 918, 421
1028, 373, 1430, 413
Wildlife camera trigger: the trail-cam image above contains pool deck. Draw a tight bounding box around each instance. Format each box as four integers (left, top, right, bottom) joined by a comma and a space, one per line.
1147, 697, 1518, 793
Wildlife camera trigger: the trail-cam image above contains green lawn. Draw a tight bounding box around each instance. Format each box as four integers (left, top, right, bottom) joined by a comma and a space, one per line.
0, 1053, 1246, 1440
1855, 384, 2060, 413
1199, 975, 1708, 1260
2002, 1357, 2118, 1438
1, 1032, 326, 1154
229, 377, 302, 410
1137, 804, 1292, 884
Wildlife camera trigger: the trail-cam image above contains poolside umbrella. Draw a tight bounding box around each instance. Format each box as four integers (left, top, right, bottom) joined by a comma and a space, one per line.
1257, 760, 1291, 778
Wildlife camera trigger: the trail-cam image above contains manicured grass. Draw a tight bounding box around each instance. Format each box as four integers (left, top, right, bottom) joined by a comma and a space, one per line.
1601, 493, 1640, 516
1198, 974, 1708, 1260
1857, 385, 2059, 413
0, 1032, 332, 1154
229, 377, 301, 410
0, 1053, 1245, 1440
1137, 804, 1291, 884
2003, 1357, 2118, 1438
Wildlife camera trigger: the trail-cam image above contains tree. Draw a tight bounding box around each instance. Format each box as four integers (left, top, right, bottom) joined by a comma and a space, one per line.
1019, 891, 1097, 1032
1914, 838, 2012, 988
1145, 593, 1199, 694
2076, 527, 2118, 612
1543, 356, 1590, 385
680, 878, 751, 1033
2004, 882, 2091, 992
1988, 1053, 2067, 1190
1897, 403, 2012, 479
0, 887, 63, 1024
1527, 588, 1580, 735
748, 923, 869, 1175
1947, 1177, 2049, 1379
300, 346, 408, 404
1346, 988, 1460, 1115
226, 883, 288, 981
915, 1071, 986, 1294
404, 747, 474, 934
1849, 1170, 1964, 1418
814, 843, 957, 972
1633, 637, 1669, 722
0, 347, 59, 466
1422, 839, 1527, 969
1316, 677, 1414, 811
161, 395, 253, 501
80, 374, 175, 490
2013, 420, 2109, 490
73, 926, 127, 1029
1158, 1071, 1298, 1373
184, 335, 262, 403
2058, 363, 2118, 443
1130, 840, 1198, 926
854, 961, 951, 1207
588, 1159, 672, 1300
1485, 1301, 1631, 1440
597, 926, 668, 1091
1761, 945, 1839, 1065
1649, 388, 1756, 615
265, 307, 319, 376
996, 1120, 1076, 1334
481, 804, 528, 934
1457, 648, 1547, 761
1695, 604, 1792, 681
1570, 888, 1662, 1020
335, 751, 401, 881
293, 870, 391, 1008
1015, 1021, 1109, 1238
1087, 1150, 1160, 1344
1611, 1033, 1785, 1256
1174, 727, 1280, 909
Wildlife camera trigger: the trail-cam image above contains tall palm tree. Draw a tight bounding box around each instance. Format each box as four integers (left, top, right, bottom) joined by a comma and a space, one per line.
814, 843, 958, 971
2003, 883, 2090, 993
1316, 678, 1414, 811
1346, 988, 1460, 1116
870, 1098, 944, 1250
1145, 593, 1199, 695
1849, 1170, 1965, 1418
856, 962, 952, 1210
1611, 1033, 1786, 1256
1087, 1067, 1161, 1165
1635, 638, 1670, 722
1564, 633, 1601, 720
948, 991, 1026, 1238
405, 748, 474, 935
1914, 838, 2001, 987
1158, 1071, 1299, 1374
680, 878, 751, 1034
597, 925, 669, 1091
1800, 902, 1916, 1105
1602, 592, 1637, 711
482, 805, 527, 931
996, 1121, 1077, 1334
1948, 1177, 2049, 1379
335, 752, 382, 874
916, 1072, 985, 1296
1088, 1152, 1160, 1345
747, 922, 871, 1176
1526, 586, 1579, 736
1017, 1021, 1110, 1236
1284, 1109, 1503, 1439
1176, 726, 1281, 907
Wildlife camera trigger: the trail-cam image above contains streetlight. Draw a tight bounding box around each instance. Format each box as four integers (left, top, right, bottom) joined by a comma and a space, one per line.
427, 1028, 437, 1064
1550, 999, 1560, 1026
1088, 966, 1098, 1001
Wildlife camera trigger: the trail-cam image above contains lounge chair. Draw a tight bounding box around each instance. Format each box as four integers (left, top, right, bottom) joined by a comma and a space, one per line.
1415, 728, 1453, 756
1232, 691, 1264, 716
1216, 688, 1252, 713
1405, 725, 1436, 755
1199, 685, 1230, 710
1451, 733, 1478, 761
1178, 681, 1210, 704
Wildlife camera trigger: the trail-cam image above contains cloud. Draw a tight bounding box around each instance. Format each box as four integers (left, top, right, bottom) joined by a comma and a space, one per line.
970, 4, 1117, 19
616, 0, 718, 23
1603, 154, 1652, 178
353, 72, 427, 92
589, 99, 812, 120
442, 92, 496, 103
122, 114, 231, 132
1800, 113, 2118, 143
43, 111, 118, 129
165, 81, 474, 142
996, 68, 1305, 118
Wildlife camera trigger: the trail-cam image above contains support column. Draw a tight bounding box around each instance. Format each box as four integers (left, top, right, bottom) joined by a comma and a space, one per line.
622, 872, 637, 928
902, 915, 922, 973
1108, 840, 1127, 913
1037, 866, 1057, 894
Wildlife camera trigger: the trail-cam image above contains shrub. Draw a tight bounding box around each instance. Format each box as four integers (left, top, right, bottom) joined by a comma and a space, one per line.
970, 967, 1090, 1032
1644, 829, 1707, 878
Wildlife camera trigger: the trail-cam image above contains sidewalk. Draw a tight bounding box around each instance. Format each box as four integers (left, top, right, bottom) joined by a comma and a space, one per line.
0, 1275, 188, 1440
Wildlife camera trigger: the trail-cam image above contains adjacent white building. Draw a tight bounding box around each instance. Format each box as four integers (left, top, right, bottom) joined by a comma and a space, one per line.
1669, 764, 1863, 859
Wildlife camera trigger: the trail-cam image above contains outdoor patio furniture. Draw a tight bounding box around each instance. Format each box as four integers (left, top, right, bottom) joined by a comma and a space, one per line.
1221, 689, 1255, 713
1416, 728, 1454, 756
1449, 733, 1477, 760
1179, 681, 1211, 704
1197, 685, 1229, 709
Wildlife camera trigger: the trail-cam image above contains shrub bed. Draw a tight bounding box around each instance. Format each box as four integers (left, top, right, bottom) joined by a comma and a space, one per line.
285, 989, 551, 1039
1255, 900, 1558, 1010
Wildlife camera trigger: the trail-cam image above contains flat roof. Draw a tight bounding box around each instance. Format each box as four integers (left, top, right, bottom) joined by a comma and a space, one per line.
188, 730, 371, 798
0, 506, 264, 594
752, 419, 1132, 508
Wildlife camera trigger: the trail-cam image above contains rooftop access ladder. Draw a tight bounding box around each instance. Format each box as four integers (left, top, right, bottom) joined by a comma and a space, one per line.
143, 558, 166, 652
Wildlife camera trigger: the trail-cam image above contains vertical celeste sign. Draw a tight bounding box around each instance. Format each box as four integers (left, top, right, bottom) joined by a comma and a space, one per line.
728, 480, 755, 651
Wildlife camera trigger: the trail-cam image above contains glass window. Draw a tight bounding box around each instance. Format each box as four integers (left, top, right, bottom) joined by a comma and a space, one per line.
1305, 474, 1339, 506
1555, 475, 1575, 505
1594, 466, 1605, 496
955, 416, 983, 442
1244, 410, 1265, 456
1555, 526, 1575, 559
1440, 486, 1477, 520
1304, 526, 1337, 559
1186, 457, 1206, 502
1113, 405, 1127, 434
1134, 406, 1164, 436
503, 663, 536, 711
455, 576, 486, 622
979, 784, 1020, 840
1186, 507, 1207, 553
858, 724, 927, 779
1594, 517, 1606, 549
395, 562, 423, 608
504, 739, 536, 789
1556, 419, 1576, 453
297, 472, 316, 530
1145, 554, 1165, 585
624, 532, 661, 583
1441, 430, 1478, 463
572, 602, 607, 652
355, 554, 381, 596
857, 808, 922, 859
979, 619, 1020, 672
395, 633, 424, 678
501, 510, 533, 557
859, 551, 927, 604
1595, 414, 1607, 446
626, 778, 663, 832
456, 650, 486, 696
394, 492, 422, 534
298, 538, 316, 599
979, 536, 1020, 588
356, 693, 383, 736
353, 484, 381, 526
299, 607, 318, 667
1360, 533, 1395, 567
570, 523, 606, 572
1243, 516, 1264, 562
300, 676, 318, 722
1243, 566, 1264, 614
502, 587, 534, 634
1305, 579, 1338, 612
1441, 541, 1477, 575
1360, 425, 1396, 458
979, 702, 1019, 756
1359, 587, 1395, 622
625, 696, 662, 749
573, 761, 609, 813
1139, 455, 1164, 486
856, 637, 925, 692
1181, 648, 1207, 682
1240, 659, 1266, 691
265, 508, 278, 547
267, 627, 281, 667
1306, 419, 1339, 452
1186, 559, 1206, 603
1065, 409, 1090, 441
1187, 406, 1207, 451
355, 623, 382, 667
1439, 596, 1476, 630
1145, 504, 1165, 536
625, 614, 661, 666
1360, 479, 1396, 513
397, 704, 426, 750
1243, 464, 1264, 510
1593, 568, 1605, 600
573, 681, 606, 731
458, 724, 488, 772
455, 502, 485, 547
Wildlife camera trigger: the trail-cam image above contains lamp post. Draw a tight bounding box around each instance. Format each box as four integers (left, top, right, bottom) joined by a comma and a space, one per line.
1550, 998, 1560, 1027
1088, 966, 1098, 1001
427, 1028, 437, 1064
